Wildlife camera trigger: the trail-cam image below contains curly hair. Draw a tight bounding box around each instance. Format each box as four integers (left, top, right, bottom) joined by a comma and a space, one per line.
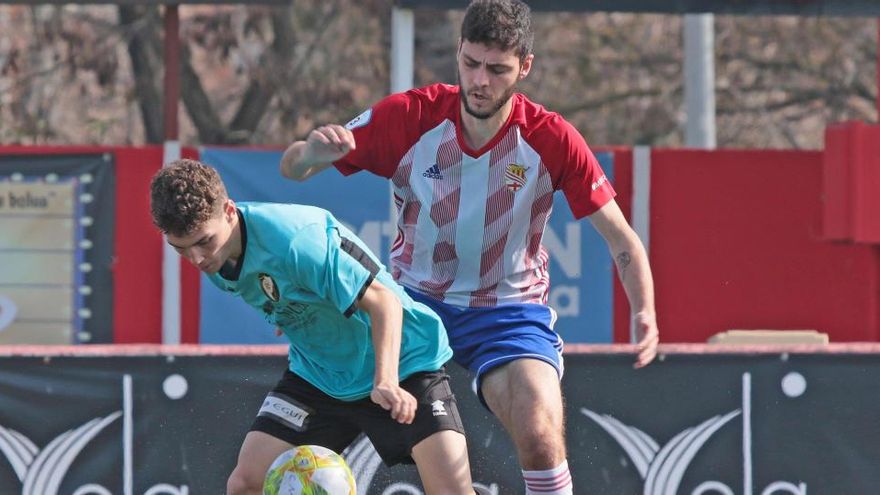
150, 159, 228, 236
461, 0, 533, 62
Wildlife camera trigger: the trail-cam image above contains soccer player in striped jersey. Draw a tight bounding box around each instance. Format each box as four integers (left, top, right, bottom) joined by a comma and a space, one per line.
280, 1, 660, 493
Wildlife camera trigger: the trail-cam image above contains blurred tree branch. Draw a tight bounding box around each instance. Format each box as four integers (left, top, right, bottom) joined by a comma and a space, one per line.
0, 3, 874, 148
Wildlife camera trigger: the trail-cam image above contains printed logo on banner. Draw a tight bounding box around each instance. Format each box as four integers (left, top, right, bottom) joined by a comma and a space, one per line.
0, 411, 121, 495
580, 372, 808, 495
0, 374, 189, 495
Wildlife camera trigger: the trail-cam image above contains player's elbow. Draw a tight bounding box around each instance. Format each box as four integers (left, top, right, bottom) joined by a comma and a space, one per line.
280, 144, 308, 181
283, 167, 305, 182
279, 158, 304, 181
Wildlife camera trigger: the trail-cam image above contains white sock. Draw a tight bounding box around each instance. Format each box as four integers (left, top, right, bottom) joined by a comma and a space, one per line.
522, 460, 573, 494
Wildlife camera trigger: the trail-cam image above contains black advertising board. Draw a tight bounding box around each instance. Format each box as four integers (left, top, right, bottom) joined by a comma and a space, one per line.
0, 349, 875, 493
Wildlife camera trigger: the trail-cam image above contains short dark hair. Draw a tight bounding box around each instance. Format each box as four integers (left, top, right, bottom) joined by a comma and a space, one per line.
461, 0, 533, 61
150, 159, 228, 236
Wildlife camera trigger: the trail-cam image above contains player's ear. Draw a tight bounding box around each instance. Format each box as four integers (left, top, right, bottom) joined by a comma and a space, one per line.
223, 198, 236, 220
519, 54, 534, 79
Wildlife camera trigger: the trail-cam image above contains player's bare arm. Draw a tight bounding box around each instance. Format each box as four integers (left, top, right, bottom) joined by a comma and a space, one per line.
358, 279, 417, 425
588, 200, 660, 368
279, 124, 355, 181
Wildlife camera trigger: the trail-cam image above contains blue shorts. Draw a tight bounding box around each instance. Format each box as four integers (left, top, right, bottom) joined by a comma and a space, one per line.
406, 288, 564, 407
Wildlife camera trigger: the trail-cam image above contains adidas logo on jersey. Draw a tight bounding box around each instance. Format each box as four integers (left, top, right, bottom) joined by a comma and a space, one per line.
422, 164, 443, 180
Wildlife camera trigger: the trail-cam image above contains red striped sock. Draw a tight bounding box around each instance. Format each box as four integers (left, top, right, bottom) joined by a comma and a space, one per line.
522, 460, 573, 494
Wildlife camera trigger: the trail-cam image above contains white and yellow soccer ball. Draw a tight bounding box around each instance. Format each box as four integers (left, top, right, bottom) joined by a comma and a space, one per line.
263, 445, 357, 495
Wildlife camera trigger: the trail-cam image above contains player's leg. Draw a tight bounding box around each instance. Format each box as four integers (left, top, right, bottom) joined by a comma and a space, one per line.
411, 429, 475, 494
227, 431, 294, 495
404, 291, 568, 492
359, 369, 476, 494
481, 358, 571, 495
227, 369, 360, 495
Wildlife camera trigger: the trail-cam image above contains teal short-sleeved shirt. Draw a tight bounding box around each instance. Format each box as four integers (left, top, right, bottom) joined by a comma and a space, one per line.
207, 202, 452, 400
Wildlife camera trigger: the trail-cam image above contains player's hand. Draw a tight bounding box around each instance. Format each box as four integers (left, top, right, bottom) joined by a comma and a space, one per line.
303, 124, 356, 164
633, 311, 659, 369
370, 382, 417, 424
274, 327, 283, 337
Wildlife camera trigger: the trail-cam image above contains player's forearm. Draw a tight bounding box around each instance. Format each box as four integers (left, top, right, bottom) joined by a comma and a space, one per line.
362, 283, 405, 386
612, 237, 656, 317
280, 141, 329, 181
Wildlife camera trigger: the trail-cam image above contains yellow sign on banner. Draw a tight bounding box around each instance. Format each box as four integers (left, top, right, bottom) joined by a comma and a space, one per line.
0, 179, 80, 344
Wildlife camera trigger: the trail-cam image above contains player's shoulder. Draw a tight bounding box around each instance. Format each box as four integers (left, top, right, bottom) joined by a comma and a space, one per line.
514, 93, 573, 134
379, 83, 458, 107
404, 83, 459, 118
366, 83, 456, 130
240, 202, 330, 236
407, 83, 459, 102
513, 93, 585, 152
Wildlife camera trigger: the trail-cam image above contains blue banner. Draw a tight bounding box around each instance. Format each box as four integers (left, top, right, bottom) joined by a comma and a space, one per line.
197, 147, 614, 343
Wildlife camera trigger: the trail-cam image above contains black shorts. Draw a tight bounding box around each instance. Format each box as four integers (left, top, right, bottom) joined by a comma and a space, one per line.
250, 368, 464, 466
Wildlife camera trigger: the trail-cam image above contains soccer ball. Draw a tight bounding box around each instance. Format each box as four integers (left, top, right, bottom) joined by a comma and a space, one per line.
263, 445, 357, 495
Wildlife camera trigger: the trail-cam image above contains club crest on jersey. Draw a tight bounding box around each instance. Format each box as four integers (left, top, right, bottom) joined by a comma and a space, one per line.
258, 273, 280, 302
505, 163, 529, 192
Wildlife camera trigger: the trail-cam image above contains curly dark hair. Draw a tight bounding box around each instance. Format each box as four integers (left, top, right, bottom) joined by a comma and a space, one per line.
461, 0, 533, 62
150, 159, 228, 236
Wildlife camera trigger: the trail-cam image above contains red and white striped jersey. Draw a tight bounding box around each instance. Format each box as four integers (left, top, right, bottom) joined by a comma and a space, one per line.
335, 84, 615, 307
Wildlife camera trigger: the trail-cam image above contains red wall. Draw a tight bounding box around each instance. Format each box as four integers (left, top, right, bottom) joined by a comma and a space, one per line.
114, 147, 201, 343
649, 149, 880, 342
113, 147, 164, 343
4, 146, 878, 344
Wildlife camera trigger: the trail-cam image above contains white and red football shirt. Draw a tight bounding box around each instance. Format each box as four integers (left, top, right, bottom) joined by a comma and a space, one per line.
335, 83, 615, 307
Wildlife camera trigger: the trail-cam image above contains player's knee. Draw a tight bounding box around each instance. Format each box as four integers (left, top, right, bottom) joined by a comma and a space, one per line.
513, 420, 565, 468
226, 465, 263, 495
514, 404, 563, 438
522, 433, 563, 463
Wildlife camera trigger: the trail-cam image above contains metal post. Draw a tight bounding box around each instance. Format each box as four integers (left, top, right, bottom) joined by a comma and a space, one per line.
162, 4, 182, 344
684, 14, 717, 149
391, 7, 415, 94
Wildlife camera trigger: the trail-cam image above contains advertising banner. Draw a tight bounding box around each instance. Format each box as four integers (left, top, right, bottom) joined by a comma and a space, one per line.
0, 349, 875, 494
197, 147, 615, 344
0, 154, 114, 344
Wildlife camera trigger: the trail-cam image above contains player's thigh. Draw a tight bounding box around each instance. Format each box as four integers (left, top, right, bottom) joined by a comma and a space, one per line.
250, 369, 362, 453
411, 430, 473, 494
480, 358, 564, 429
358, 369, 465, 466
230, 431, 294, 483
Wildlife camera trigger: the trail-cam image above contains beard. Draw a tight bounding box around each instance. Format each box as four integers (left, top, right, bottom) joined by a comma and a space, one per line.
458, 73, 518, 120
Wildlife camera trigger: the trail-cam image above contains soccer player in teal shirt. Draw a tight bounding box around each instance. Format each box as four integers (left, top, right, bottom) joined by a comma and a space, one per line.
150, 159, 478, 495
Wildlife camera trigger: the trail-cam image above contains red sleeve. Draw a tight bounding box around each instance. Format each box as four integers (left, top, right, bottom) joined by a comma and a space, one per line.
334, 84, 453, 179
524, 113, 616, 219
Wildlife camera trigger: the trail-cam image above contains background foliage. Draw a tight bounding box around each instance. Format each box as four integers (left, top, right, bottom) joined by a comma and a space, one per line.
0, 2, 876, 148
